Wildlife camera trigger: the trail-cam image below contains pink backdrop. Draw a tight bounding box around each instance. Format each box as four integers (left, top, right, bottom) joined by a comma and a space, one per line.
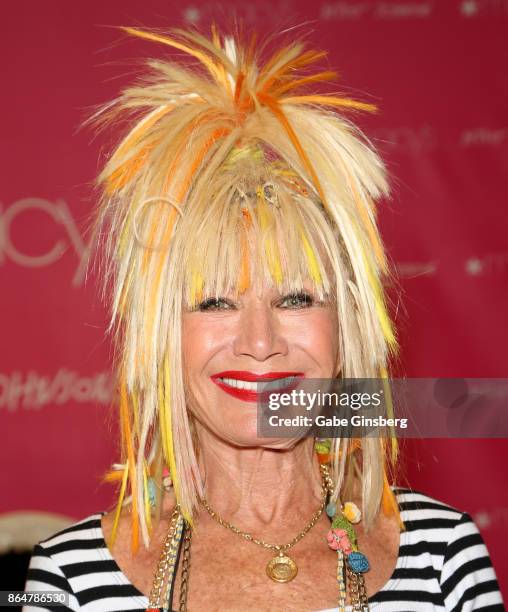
1, 0, 507, 597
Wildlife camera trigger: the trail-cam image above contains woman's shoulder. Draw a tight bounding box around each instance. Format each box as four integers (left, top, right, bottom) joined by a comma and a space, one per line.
36, 511, 106, 553
377, 487, 504, 610
24, 512, 149, 611
391, 486, 502, 590
392, 485, 478, 545
27, 512, 111, 589
393, 485, 465, 520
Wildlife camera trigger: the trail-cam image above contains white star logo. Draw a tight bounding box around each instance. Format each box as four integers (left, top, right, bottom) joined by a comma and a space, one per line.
461, 0, 478, 17
465, 258, 483, 275
184, 6, 201, 23
474, 511, 491, 528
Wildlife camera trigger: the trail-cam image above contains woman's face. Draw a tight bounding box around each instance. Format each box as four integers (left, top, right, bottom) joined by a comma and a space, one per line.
182, 274, 340, 447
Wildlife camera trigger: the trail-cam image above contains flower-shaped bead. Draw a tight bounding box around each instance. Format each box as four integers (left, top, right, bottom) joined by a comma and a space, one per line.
326, 528, 353, 554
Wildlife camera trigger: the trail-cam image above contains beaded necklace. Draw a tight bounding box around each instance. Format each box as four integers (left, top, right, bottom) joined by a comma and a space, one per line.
146, 441, 370, 611
318, 441, 370, 611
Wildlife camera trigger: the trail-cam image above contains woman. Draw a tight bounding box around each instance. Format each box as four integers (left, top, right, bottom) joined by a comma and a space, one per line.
24, 24, 504, 611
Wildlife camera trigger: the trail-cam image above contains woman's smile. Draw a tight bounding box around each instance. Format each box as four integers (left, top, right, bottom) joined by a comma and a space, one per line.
210, 370, 305, 402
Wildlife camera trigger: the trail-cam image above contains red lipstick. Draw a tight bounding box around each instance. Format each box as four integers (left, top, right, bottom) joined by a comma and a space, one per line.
210, 371, 305, 403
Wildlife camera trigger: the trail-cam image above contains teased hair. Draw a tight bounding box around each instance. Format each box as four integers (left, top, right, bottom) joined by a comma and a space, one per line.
88, 23, 402, 551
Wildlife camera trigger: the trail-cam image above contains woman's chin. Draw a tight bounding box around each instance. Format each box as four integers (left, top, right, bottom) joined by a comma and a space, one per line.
193, 401, 308, 449
220, 425, 303, 450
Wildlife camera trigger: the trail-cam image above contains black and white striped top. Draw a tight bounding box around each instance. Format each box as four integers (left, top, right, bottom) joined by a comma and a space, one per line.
23, 488, 504, 611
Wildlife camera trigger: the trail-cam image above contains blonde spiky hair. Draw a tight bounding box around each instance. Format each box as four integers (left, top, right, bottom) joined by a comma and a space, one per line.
90, 23, 402, 552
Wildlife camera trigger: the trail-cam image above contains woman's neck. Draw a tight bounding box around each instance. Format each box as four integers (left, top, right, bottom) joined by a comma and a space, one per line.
194, 427, 324, 531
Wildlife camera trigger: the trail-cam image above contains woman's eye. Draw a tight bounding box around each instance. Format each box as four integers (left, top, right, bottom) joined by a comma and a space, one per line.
279, 292, 314, 308
197, 297, 233, 311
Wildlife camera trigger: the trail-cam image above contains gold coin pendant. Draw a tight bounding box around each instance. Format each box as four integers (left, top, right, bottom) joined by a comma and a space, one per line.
266, 552, 298, 583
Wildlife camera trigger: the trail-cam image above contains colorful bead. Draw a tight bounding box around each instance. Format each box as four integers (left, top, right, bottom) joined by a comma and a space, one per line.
331, 516, 357, 545
326, 502, 337, 518
315, 439, 332, 464
315, 439, 331, 455
327, 529, 353, 554
343, 501, 361, 524
147, 477, 157, 507
347, 551, 370, 573
162, 467, 172, 491
317, 452, 331, 464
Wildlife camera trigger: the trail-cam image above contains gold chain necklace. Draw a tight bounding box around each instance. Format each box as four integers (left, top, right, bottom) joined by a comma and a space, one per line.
146, 506, 191, 612
200, 466, 329, 583
146, 462, 370, 612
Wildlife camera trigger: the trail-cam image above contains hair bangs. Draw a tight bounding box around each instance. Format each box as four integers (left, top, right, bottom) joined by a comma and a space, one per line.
173, 157, 338, 309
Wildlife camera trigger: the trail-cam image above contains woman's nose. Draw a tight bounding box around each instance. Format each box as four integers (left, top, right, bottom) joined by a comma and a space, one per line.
232, 302, 288, 361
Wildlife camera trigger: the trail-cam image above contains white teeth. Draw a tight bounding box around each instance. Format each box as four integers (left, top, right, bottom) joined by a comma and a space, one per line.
218, 376, 297, 391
